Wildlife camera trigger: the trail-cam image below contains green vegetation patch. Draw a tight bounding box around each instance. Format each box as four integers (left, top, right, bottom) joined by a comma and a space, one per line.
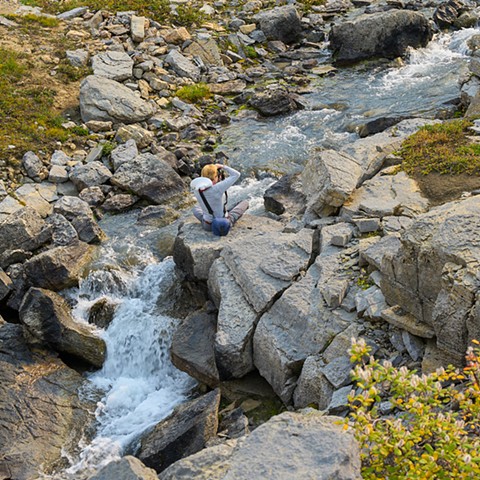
0, 47, 68, 160
347, 338, 480, 479
399, 119, 480, 175
176, 83, 211, 104
21, 0, 205, 26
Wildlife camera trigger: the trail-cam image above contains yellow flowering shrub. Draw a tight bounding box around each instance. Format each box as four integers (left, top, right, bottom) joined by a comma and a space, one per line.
347, 338, 480, 479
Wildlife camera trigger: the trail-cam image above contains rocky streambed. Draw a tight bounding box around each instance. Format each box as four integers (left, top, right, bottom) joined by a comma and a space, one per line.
2, 0, 480, 478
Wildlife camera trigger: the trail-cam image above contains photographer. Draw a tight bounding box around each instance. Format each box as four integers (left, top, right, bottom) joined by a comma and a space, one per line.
191, 164, 249, 236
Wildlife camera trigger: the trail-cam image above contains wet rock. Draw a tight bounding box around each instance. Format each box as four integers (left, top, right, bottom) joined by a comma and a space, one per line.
254, 6, 302, 44
138, 389, 221, 473
171, 310, 219, 388
80, 75, 156, 124
89, 456, 158, 480
69, 161, 113, 191
330, 10, 433, 65
88, 297, 119, 329
433, 0, 469, 29
263, 173, 306, 216
0, 322, 95, 480
19, 287, 106, 368
110, 153, 186, 205
302, 148, 362, 217
161, 411, 361, 480
23, 242, 95, 291
248, 86, 300, 117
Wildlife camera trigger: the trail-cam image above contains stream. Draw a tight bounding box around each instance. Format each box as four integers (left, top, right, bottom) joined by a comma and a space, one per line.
54, 26, 479, 478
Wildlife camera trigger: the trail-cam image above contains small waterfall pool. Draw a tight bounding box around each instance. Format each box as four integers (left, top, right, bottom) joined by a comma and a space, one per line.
51, 25, 479, 478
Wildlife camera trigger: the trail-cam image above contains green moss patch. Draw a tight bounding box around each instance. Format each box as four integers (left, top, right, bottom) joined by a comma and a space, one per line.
176, 83, 211, 104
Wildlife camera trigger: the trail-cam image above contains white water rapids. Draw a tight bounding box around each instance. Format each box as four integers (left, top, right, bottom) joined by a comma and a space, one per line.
58, 247, 195, 477
49, 25, 480, 478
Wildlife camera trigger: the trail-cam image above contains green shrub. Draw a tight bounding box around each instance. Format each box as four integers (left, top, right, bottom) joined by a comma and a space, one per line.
347, 338, 480, 479
244, 45, 258, 59
174, 3, 205, 27
176, 83, 211, 103
101, 141, 116, 156
399, 119, 480, 175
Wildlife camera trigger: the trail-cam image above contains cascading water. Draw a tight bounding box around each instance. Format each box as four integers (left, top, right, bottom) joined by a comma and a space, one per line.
53, 235, 195, 478
218, 28, 479, 173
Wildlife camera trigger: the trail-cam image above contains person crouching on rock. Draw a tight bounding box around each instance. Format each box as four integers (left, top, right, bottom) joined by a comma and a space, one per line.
191, 164, 249, 236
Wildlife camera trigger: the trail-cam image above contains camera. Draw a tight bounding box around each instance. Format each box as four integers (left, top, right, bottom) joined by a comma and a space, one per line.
217, 168, 226, 181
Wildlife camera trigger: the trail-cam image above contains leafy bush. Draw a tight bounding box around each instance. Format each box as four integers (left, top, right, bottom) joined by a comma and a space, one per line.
347, 338, 480, 479
399, 119, 480, 175
176, 83, 211, 103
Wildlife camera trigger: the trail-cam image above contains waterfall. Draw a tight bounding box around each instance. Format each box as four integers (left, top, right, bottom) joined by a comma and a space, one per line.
58, 246, 195, 477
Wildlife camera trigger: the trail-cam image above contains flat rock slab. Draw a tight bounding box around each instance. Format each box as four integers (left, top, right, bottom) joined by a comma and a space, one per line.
160, 411, 361, 480
341, 171, 429, 220
221, 228, 314, 313
173, 216, 282, 282
80, 75, 155, 123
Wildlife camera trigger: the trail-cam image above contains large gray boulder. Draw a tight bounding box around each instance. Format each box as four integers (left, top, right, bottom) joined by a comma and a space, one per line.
80, 75, 156, 123
19, 287, 106, 368
54, 196, 104, 243
254, 6, 302, 44
329, 10, 433, 65
380, 195, 480, 365
138, 389, 221, 473
173, 216, 281, 282
0, 207, 48, 267
160, 411, 361, 480
170, 310, 219, 388
0, 322, 95, 479
110, 153, 185, 205
248, 87, 300, 117
91, 50, 134, 81
23, 242, 95, 291
164, 50, 201, 81
302, 149, 363, 217
253, 260, 354, 403
222, 228, 314, 314
69, 161, 113, 192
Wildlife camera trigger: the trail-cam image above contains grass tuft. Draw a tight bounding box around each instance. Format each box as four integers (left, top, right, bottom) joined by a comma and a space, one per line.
399, 119, 480, 176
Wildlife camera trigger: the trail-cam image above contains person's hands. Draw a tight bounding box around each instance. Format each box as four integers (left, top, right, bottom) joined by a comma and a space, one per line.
215, 164, 224, 169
